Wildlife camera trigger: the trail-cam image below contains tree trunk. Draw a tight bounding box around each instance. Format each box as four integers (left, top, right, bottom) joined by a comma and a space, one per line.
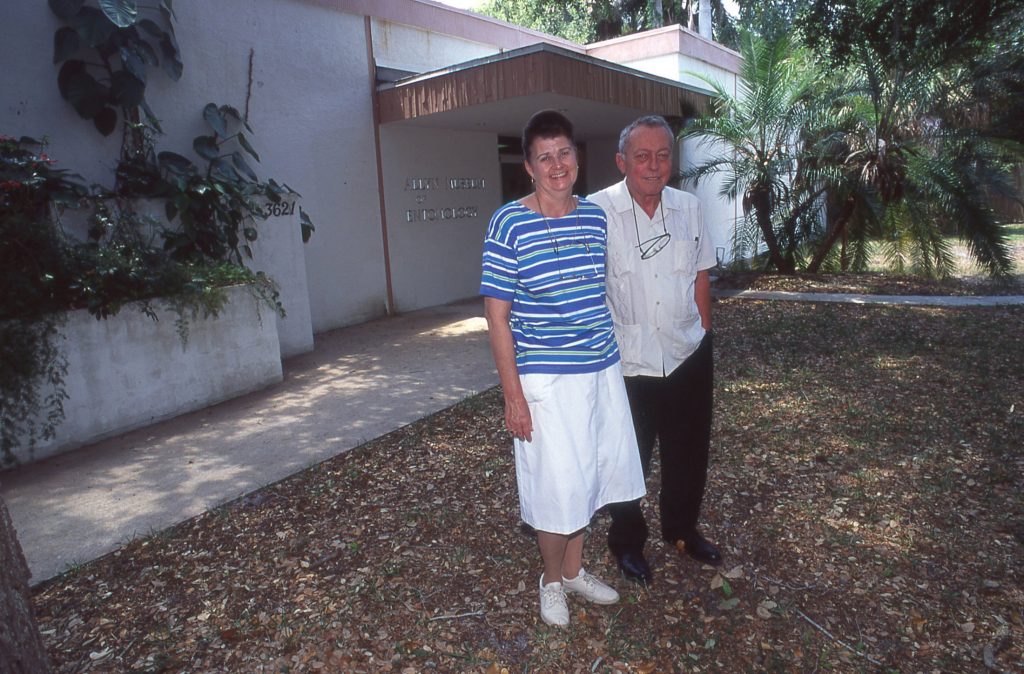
0, 485, 52, 674
752, 188, 795, 273
807, 195, 856, 274
698, 0, 713, 38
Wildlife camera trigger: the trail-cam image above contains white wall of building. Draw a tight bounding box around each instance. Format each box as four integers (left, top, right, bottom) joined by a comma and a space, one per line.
380, 126, 502, 311
13, 287, 282, 464
0, 0, 389, 337
371, 17, 497, 72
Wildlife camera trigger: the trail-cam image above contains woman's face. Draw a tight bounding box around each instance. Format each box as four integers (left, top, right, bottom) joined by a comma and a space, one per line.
524, 135, 578, 196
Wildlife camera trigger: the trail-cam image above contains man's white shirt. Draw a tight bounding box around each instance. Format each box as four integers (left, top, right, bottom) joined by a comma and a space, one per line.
589, 180, 716, 378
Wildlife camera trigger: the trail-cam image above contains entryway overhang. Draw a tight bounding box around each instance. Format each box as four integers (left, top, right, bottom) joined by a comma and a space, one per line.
376, 43, 713, 139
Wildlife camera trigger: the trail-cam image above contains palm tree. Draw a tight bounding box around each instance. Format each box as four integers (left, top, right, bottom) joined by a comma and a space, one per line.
683, 25, 1022, 276
803, 28, 1019, 275
681, 31, 833, 273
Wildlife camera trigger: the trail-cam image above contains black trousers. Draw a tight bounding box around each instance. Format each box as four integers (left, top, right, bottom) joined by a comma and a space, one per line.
607, 332, 713, 555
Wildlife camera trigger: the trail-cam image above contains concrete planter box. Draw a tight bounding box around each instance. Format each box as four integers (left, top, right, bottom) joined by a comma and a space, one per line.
10, 285, 282, 466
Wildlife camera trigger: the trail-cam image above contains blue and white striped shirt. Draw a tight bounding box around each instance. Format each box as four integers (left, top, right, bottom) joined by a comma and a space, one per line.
480, 198, 620, 375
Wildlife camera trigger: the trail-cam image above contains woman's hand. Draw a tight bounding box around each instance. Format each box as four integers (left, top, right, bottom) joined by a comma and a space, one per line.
504, 391, 533, 442
484, 296, 534, 442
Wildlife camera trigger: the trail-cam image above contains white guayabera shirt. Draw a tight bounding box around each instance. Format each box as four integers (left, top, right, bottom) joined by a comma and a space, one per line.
589, 180, 717, 378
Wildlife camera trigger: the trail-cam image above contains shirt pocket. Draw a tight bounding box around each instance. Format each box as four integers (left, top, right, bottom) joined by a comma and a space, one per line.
672, 236, 700, 276
670, 317, 703, 361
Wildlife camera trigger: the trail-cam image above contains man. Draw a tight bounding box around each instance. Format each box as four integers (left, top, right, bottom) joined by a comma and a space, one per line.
589, 115, 721, 585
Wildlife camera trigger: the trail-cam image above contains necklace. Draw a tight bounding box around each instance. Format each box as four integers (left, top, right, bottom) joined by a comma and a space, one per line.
536, 196, 597, 279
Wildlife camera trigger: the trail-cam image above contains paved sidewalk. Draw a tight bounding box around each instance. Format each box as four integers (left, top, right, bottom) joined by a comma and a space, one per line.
3, 290, 1021, 585
2, 298, 495, 584
713, 289, 1024, 306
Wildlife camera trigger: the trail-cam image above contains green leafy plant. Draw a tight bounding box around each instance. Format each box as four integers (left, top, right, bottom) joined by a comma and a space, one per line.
1, 135, 84, 464
5, 2, 316, 467
153, 103, 313, 264
0, 135, 284, 465
50, 0, 181, 136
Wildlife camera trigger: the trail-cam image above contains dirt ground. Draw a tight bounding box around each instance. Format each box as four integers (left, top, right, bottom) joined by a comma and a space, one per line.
32, 271, 1023, 673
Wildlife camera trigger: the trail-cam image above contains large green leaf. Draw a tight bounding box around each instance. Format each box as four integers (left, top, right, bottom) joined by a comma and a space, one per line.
57, 60, 86, 98
210, 157, 241, 183
193, 135, 220, 160
138, 18, 164, 38
203, 103, 228, 137
159, 34, 182, 80
158, 151, 194, 174
120, 47, 147, 83
134, 39, 158, 67
53, 27, 80, 63
219, 104, 253, 133
49, 0, 85, 20
70, 7, 116, 48
300, 207, 315, 243
99, 0, 137, 27
236, 132, 261, 162
110, 70, 145, 107
231, 152, 259, 182
93, 107, 118, 136
63, 68, 108, 119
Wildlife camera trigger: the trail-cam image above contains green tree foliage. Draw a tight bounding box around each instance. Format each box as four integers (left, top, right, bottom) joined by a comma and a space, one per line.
681, 32, 833, 273
476, 0, 600, 43
474, 0, 739, 45
682, 17, 1023, 277
798, 0, 1024, 274
733, 0, 809, 42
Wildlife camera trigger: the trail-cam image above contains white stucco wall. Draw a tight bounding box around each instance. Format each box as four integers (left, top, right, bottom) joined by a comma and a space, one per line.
380, 126, 501, 312
249, 201, 315, 357
371, 18, 497, 73
12, 286, 282, 465
0, 0, 388, 336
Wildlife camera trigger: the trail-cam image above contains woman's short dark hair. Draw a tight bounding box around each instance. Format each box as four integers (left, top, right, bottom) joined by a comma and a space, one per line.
522, 110, 575, 159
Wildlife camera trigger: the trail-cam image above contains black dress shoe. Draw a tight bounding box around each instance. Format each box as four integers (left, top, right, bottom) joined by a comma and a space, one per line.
615, 550, 653, 586
675, 534, 723, 566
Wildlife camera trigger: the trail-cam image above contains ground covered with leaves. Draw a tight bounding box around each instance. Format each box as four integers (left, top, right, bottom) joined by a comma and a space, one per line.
33, 286, 1023, 673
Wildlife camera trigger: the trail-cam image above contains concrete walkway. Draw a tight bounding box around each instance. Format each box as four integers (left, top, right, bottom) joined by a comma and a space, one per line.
2, 298, 496, 584
3, 290, 1022, 584
713, 289, 1024, 306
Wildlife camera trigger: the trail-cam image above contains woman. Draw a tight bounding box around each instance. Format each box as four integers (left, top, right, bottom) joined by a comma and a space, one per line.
480, 110, 646, 627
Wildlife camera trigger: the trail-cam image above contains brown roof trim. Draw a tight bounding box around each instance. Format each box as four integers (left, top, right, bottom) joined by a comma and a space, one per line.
377, 43, 713, 125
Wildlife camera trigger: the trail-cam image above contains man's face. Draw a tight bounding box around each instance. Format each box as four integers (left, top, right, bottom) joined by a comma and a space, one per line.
616, 124, 673, 200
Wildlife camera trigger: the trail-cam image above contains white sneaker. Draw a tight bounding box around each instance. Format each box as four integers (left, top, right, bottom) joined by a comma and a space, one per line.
538, 574, 569, 626
562, 568, 620, 605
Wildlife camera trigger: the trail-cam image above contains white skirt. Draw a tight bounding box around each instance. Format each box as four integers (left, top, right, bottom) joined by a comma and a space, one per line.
514, 361, 646, 534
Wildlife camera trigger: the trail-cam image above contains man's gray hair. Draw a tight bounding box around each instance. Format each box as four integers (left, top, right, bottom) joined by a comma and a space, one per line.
617, 115, 674, 154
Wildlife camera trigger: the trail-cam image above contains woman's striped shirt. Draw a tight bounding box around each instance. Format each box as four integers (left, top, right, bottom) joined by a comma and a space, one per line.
480, 198, 620, 375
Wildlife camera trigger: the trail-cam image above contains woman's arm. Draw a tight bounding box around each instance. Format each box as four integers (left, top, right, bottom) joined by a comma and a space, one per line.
484, 296, 533, 442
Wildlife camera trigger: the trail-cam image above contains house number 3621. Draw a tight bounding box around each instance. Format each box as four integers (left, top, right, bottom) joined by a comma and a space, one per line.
268, 201, 297, 217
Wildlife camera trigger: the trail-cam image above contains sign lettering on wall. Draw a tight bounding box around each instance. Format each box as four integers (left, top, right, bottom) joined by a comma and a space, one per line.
403, 176, 485, 223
